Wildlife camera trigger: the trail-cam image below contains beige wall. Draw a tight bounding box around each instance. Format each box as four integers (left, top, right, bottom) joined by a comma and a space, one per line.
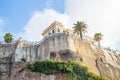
42, 27, 65, 37
49, 36, 69, 51
15, 41, 35, 62
38, 39, 50, 60
38, 34, 71, 60
42, 22, 65, 37
37, 33, 88, 60
67, 36, 77, 52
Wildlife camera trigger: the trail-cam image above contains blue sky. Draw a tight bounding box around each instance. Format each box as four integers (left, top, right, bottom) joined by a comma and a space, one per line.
0, 0, 120, 50
0, 0, 64, 34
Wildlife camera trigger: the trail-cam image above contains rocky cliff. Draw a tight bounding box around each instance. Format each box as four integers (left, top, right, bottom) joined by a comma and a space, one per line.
0, 34, 120, 80
38, 33, 120, 80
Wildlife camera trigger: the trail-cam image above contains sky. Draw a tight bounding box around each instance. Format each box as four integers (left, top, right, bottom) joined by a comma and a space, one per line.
0, 0, 120, 50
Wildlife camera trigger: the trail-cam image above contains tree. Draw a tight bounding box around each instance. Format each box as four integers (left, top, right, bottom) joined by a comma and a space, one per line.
73, 21, 87, 40
94, 33, 103, 48
4, 33, 13, 43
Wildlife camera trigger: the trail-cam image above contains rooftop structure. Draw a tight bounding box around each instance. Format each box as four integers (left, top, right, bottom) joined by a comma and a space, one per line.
42, 21, 94, 43
42, 21, 65, 37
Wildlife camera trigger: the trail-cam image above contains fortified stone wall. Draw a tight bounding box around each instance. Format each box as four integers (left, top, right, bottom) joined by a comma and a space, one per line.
37, 33, 70, 60
15, 41, 35, 62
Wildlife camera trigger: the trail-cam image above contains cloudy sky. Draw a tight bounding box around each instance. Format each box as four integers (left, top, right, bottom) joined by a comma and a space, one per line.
0, 0, 120, 49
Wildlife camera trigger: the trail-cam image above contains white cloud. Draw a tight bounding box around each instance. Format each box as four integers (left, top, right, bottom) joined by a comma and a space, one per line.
65, 0, 120, 49
21, 0, 120, 49
20, 9, 69, 41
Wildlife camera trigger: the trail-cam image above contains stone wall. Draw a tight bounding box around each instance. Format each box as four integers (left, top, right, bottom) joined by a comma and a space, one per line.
37, 33, 70, 60
14, 41, 35, 62
0, 44, 16, 58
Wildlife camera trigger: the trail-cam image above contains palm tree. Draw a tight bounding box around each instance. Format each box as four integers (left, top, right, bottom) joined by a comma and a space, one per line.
94, 33, 103, 48
4, 33, 13, 43
73, 21, 87, 40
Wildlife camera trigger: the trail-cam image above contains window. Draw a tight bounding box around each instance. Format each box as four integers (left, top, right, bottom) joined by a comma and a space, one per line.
58, 28, 60, 32
52, 30, 54, 33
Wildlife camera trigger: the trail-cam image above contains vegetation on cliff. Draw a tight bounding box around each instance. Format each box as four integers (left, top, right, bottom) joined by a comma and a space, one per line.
26, 59, 105, 80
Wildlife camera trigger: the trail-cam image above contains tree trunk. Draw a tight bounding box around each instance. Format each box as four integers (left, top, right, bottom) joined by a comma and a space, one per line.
79, 31, 83, 40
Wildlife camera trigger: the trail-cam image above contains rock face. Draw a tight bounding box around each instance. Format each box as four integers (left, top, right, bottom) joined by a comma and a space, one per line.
0, 62, 68, 80
0, 33, 120, 80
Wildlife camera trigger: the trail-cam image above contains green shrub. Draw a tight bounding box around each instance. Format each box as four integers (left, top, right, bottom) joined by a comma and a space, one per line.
26, 59, 105, 80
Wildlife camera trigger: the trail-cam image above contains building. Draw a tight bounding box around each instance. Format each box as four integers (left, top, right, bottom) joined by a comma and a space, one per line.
42, 21, 94, 43
0, 21, 95, 62
42, 21, 65, 37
